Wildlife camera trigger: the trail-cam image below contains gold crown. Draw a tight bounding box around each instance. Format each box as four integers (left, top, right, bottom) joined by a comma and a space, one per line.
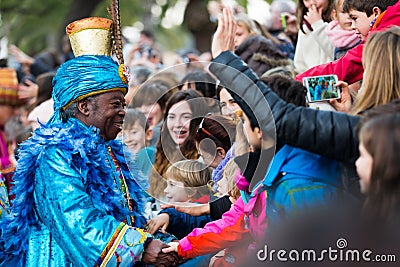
66, 17, 113, 57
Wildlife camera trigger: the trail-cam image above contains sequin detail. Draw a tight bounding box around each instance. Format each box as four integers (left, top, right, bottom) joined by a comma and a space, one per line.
96, 223, 128, 267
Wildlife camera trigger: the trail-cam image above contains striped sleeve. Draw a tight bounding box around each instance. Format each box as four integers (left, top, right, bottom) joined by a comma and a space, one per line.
96, 222, 152, 267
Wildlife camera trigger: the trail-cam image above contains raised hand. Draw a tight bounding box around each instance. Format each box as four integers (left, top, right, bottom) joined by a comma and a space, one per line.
211, 8, 236, 59
9, 44, 34, 66
304, 4, 323, 26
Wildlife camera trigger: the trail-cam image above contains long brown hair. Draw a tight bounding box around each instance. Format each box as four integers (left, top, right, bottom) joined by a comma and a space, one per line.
149, 89, 209, 199
352, 26, 400, 115
359, 114, 400, 222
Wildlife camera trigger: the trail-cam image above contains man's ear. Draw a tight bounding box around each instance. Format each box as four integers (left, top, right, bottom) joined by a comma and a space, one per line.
77, 100, 90, 116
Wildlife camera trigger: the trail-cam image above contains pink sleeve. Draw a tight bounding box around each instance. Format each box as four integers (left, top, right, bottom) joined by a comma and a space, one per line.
178, 197, 250, 258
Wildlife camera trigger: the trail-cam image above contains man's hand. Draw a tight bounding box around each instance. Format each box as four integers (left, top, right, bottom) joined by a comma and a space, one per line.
146, 213, 170, 234
160, 202, 210, 216
142, 239, 180, 267
211, 8, 236, 59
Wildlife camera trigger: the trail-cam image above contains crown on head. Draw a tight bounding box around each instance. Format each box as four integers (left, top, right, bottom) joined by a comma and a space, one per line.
66, 17, 113, 57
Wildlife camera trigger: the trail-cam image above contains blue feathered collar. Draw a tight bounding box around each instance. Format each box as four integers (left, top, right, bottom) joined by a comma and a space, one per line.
0, 118, 147, 265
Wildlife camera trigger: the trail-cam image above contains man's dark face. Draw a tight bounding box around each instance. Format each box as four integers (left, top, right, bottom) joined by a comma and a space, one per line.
86, 91, 126, 141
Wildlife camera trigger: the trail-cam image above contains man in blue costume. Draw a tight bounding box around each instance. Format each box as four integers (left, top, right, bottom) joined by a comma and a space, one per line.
0, 17, 178, 266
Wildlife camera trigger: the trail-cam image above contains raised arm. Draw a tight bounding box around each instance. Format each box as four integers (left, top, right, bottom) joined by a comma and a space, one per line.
210, 8, 360, 163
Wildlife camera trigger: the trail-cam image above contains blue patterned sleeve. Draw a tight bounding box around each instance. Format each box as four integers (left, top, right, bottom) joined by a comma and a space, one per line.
0, 174, 10, 219
34, 146, 151, 266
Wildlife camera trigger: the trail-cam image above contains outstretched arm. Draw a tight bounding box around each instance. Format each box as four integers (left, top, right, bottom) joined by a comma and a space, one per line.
209, 8, 360, 163
34, 146, 175, 266
295, 43, 364, 84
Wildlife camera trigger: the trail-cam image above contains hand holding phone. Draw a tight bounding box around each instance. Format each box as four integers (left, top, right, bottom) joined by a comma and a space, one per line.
328, 81, 353, 113
303, 74, 340, 103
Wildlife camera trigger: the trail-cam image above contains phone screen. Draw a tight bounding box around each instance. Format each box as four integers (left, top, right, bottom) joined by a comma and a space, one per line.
302, 75, 340, 102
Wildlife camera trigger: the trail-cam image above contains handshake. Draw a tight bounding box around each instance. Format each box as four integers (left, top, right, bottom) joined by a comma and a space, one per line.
142, 238, 182, 267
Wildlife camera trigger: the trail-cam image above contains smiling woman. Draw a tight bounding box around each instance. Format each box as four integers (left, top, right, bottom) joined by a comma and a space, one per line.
149, 89, 209, 200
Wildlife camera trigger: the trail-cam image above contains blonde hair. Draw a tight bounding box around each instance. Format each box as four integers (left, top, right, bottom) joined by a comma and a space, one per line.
223, 159, 241, 200
352, 26, 400, 115
235, 13, 282, 45
166, 160, 212, 200
235, 13, 260, 36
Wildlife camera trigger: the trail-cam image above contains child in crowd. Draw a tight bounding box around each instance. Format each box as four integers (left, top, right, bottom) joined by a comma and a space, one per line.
162, 70, 345, 267
234, 13, 293, 77
325, 0, 361, 60
164, 160, 212, 204
194, 114, 237, 191
297, 0, 399, 84
122, 109, 155, 178
162, 108, 274, 265
294, 0, 335, 73
330, 26, 400, 115
356, 113, 400, 223
343, 0, 385, 40
216, 159, 240, 202
129, 80, 172, 147
146, 160, 212, 239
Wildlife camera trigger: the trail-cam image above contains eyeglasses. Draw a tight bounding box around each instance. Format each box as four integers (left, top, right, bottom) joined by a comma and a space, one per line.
196, 113, 220, 144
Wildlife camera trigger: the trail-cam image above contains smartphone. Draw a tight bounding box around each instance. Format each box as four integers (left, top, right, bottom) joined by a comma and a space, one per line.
302, 74, 340, 103
281, 14, 287, 30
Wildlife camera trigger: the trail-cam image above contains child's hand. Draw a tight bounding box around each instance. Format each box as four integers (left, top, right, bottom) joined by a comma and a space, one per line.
162, 241, 179, 253
304, 4, 323, 26
145, 213, 170, 234
161, 202, 210, 216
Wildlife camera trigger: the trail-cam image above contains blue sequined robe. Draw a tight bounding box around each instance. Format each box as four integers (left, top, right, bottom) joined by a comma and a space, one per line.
0, 118, 151, 266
